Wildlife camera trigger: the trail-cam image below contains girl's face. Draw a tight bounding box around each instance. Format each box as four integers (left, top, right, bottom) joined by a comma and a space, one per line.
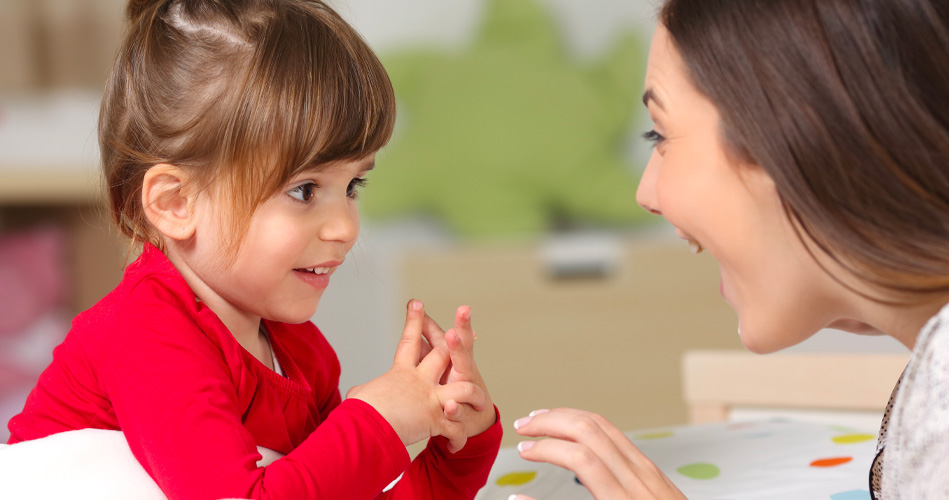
638, 26, 849, 353
186, 156, 373, 327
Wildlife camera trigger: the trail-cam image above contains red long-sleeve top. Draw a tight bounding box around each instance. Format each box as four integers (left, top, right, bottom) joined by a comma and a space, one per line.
7, 245, 502, 499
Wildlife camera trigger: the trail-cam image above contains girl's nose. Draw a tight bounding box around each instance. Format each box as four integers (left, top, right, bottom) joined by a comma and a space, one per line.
636, 151, 662, 216
318, 199, 359, 244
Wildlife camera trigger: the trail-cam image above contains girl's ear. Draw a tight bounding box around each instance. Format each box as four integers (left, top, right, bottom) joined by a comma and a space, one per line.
142, 164, 197, 241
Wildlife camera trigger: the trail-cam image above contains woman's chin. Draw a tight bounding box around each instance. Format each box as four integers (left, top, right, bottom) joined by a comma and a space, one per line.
736, 322, 802, 354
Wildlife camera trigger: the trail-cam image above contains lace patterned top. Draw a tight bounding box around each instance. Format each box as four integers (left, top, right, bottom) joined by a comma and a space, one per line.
870, 302, 949, 499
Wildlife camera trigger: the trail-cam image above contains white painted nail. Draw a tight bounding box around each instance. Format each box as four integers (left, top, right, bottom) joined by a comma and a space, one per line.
529, 409, 549, 417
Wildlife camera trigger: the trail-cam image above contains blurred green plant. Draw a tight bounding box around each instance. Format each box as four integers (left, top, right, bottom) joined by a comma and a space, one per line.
364, 0, 652, 238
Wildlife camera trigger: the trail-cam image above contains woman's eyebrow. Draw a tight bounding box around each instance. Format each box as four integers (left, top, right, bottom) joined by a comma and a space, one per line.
642, 88, 665, 110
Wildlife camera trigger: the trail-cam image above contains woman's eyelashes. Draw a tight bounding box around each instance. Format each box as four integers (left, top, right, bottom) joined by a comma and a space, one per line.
287, 177, 368, 203
642, 129, 666, 148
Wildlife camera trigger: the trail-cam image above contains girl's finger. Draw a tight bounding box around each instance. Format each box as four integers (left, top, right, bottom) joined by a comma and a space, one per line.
418, 336, 433, 362
421, 313, 448, 349
454, 306, 477, 346
445, 328, 475, 379
437, 380, 486, 411
417, 342, 451, 376
443, 399, 466, 421
439, 419, 468, 454
516, 438, 643, 500
393, 300, 425, 366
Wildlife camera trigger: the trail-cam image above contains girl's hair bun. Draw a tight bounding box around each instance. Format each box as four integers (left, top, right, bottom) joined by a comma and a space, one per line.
126, 0, 164, 22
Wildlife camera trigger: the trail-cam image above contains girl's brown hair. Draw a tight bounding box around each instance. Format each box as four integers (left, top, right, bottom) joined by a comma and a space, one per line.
101, 0, 395, 255
661, 0, 949, 301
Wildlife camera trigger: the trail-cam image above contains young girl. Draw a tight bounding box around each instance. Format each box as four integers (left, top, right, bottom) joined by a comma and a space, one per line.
4, 0, 501, 498
509, 0, 949, 498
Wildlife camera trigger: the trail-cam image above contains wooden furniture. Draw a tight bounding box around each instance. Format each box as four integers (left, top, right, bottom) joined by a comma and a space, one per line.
399, 235, 745, 448
0, 93, 125, 314
683, 349, 910, 424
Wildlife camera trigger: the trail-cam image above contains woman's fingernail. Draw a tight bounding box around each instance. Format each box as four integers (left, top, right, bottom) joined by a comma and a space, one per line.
513, 416, 531, 430
529, 409, 549, 417
411, 300, 423, 310
517, 440, 535, 453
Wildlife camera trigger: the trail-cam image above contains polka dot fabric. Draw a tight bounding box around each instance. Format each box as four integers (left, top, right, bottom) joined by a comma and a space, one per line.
476, 420, 877, 500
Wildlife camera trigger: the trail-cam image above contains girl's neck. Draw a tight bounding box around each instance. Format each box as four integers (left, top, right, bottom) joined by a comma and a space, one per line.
162, 245, 268, 361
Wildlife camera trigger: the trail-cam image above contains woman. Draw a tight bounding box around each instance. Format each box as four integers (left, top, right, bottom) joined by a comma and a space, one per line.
511, 0, 949, 498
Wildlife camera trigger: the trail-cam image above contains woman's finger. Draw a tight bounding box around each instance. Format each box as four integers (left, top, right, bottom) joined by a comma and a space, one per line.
393, 300, 425, 366
534, 408, 654, 465
515, 438, 643, 499
514, 409, 659, 496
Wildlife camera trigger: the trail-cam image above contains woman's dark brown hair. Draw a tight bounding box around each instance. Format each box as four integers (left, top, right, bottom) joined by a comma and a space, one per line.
659, 0, 949, 300
101, 0, 395, 255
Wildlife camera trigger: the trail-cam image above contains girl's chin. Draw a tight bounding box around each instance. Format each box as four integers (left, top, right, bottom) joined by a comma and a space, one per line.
270, 304, 320, 325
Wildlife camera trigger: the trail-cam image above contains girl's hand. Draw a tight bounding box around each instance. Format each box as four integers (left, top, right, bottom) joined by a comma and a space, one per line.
511, 408, 687, 500
346, 301, 486, 452
440, 306, 497, 442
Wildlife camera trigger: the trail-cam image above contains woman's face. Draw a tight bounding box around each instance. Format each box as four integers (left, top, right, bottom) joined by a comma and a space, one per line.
637, 25, 849, 353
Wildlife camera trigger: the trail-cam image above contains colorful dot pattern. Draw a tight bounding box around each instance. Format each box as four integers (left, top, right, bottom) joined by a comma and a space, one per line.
476, 420, 878, 500
495, 471, 536, 486
676, 462, 720, 480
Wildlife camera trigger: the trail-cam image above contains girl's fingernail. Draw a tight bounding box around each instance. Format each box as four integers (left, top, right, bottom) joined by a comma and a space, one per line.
513, 416, 531, 430
517, 440, 535, 453
529, 409, 549, 417
411, 300, 423, 310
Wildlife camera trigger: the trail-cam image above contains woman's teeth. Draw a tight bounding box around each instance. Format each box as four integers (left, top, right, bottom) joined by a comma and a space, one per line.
688, 239, 704, 254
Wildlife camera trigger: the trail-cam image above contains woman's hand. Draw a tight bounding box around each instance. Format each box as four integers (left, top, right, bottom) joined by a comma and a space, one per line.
511, 408, 687, 500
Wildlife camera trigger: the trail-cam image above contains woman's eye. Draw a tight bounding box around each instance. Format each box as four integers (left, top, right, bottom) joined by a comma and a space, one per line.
347, 177, 368, 199
288, 182, 317, 203
641, 130, 666, 148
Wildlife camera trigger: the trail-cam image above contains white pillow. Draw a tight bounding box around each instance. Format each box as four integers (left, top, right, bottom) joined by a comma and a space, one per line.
0, 429, 280, 500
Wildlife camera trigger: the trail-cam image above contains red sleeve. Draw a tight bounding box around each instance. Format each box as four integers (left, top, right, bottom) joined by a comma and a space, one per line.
100, 280, 410, 500
380, 407, 503, 499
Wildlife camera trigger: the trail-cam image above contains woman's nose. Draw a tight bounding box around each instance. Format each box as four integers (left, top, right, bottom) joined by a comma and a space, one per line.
636, 151, 662, 215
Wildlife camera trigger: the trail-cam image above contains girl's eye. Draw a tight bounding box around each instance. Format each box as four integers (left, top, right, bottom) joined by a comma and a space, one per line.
641, 130, 666, 148
347, 177, 368, 199
288, 182, 317, 203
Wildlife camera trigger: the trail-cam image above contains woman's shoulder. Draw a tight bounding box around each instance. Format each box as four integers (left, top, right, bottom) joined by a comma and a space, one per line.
882, 302, 949, 497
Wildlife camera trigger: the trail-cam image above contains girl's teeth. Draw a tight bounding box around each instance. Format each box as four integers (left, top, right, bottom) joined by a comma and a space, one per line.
302, 267, 330, 274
